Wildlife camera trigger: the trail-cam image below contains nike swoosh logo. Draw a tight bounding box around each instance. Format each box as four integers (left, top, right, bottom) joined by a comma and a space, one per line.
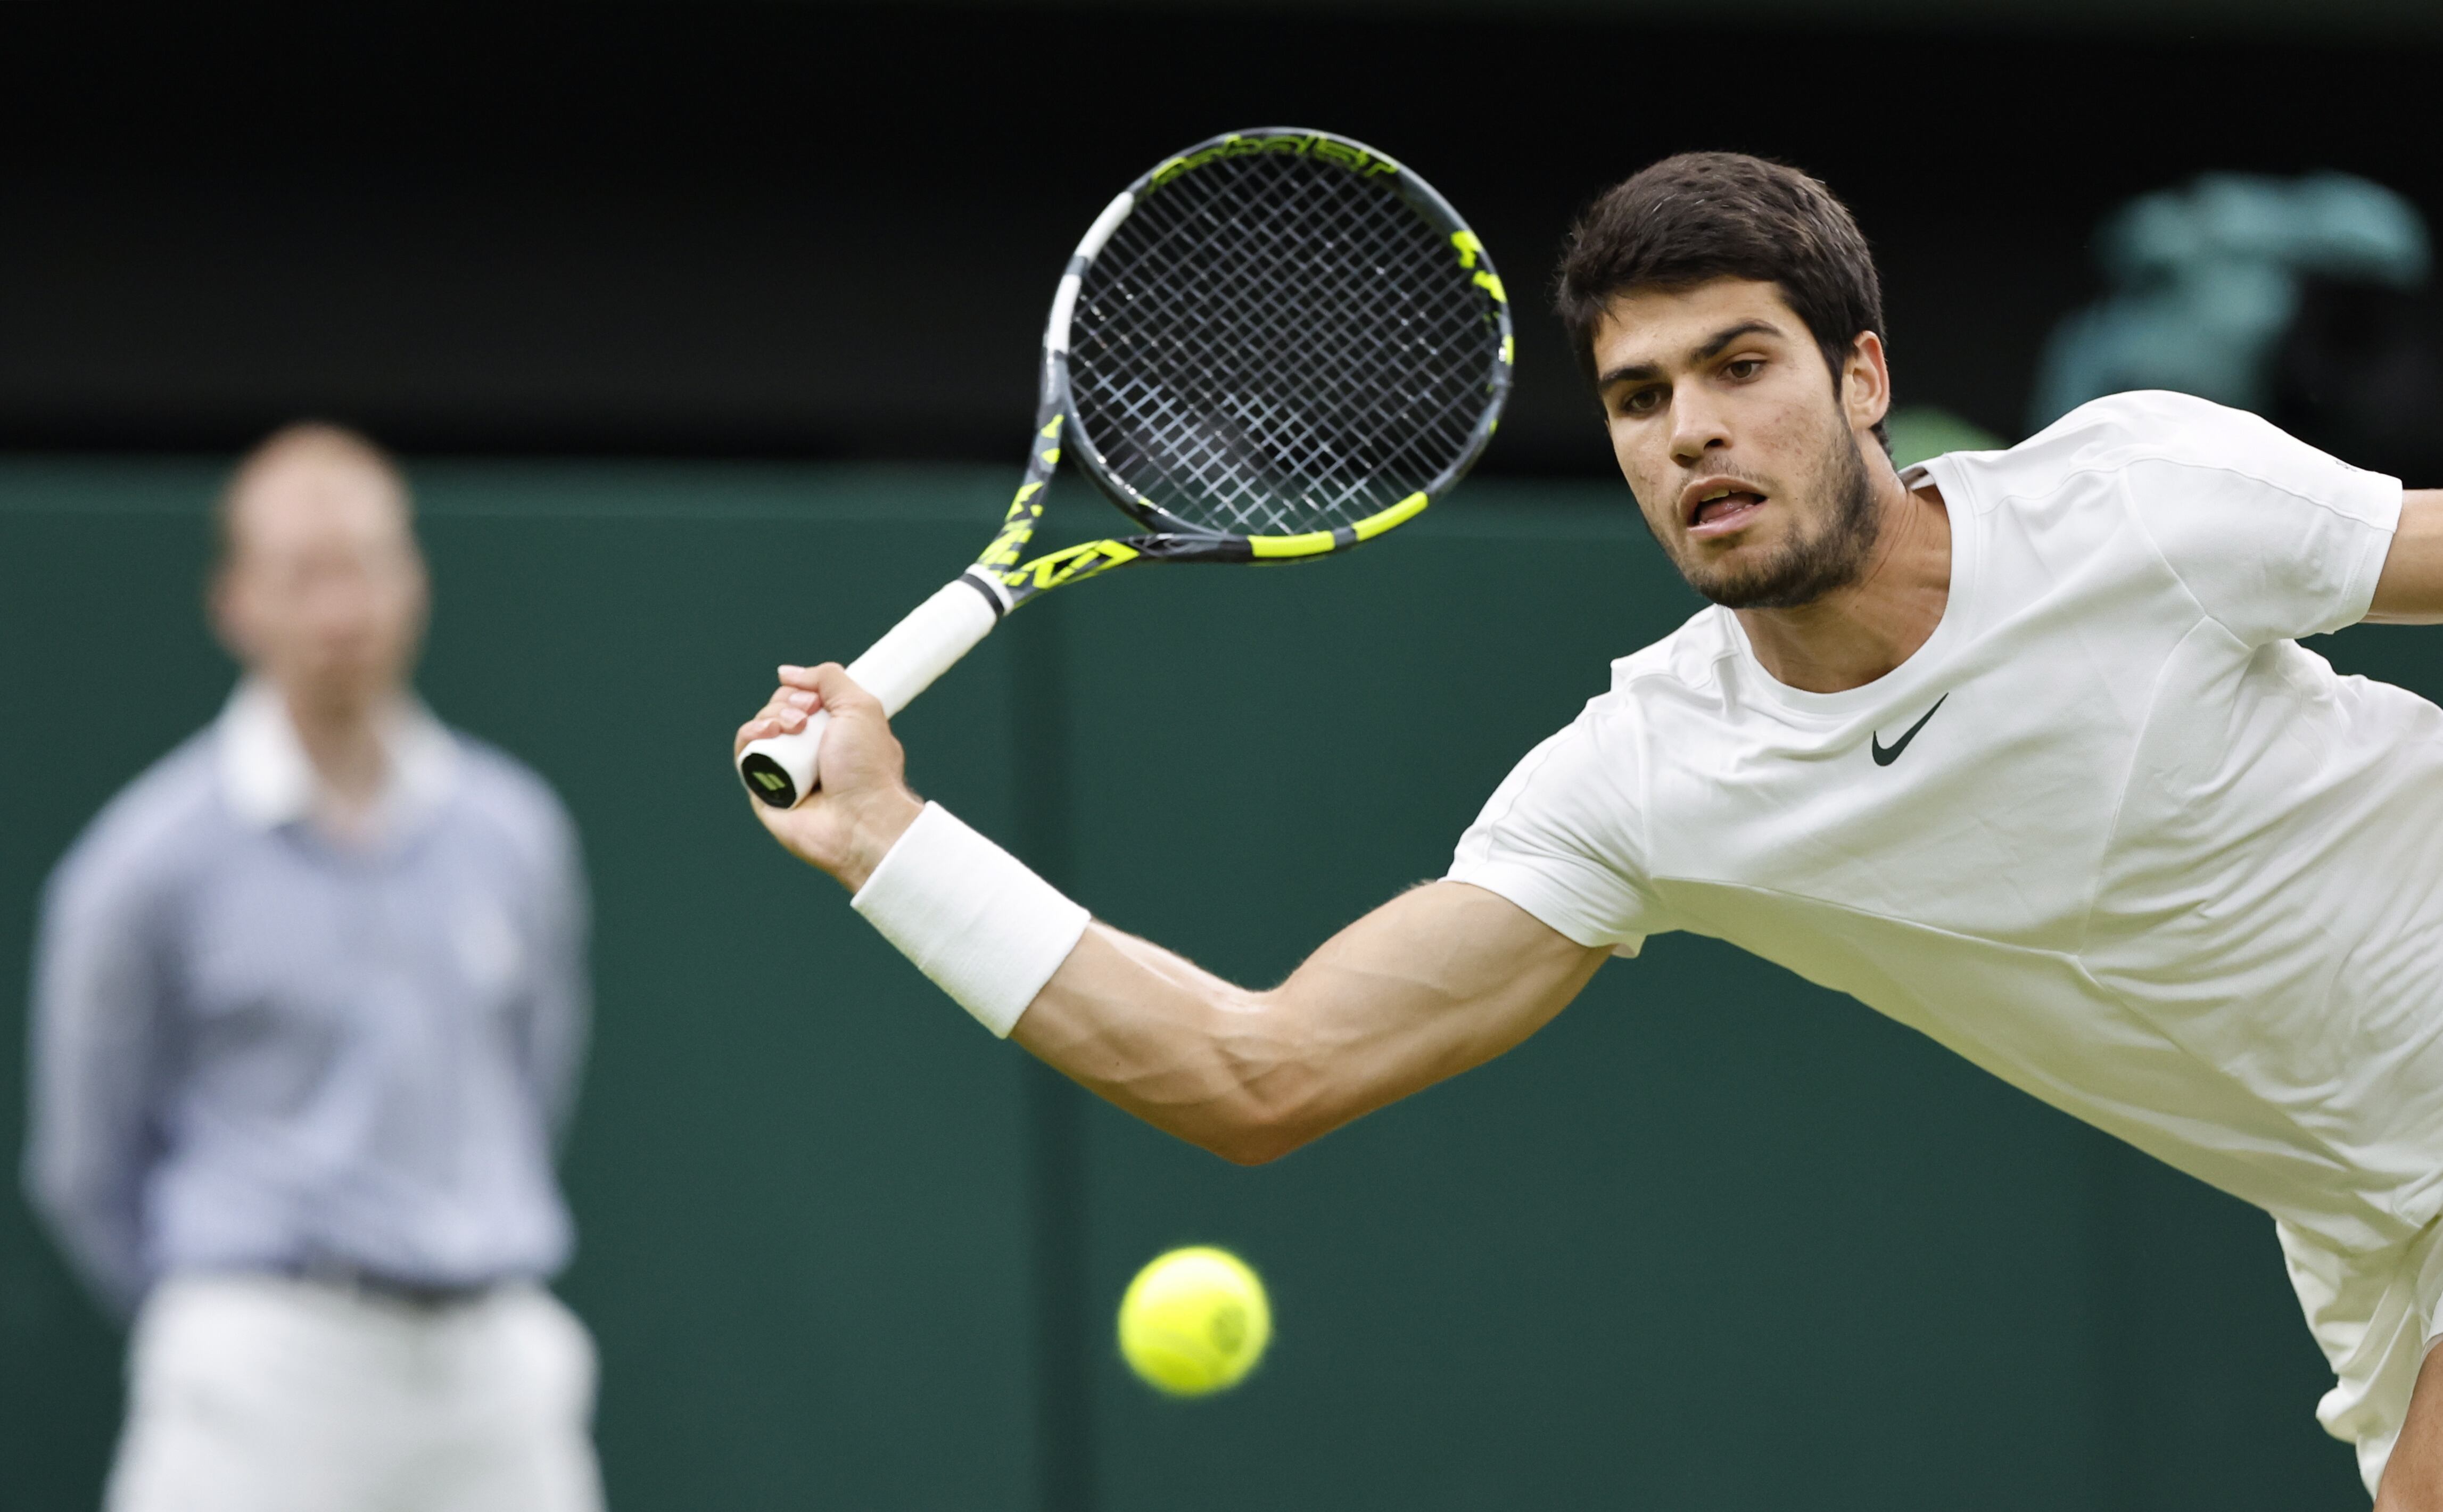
1871, 694, 1949, 767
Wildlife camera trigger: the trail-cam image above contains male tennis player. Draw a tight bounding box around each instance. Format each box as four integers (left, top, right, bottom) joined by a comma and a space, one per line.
738, 153, 2443, 1503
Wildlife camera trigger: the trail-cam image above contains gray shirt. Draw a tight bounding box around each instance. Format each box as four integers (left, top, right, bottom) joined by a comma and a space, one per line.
24, 683, 588, 1317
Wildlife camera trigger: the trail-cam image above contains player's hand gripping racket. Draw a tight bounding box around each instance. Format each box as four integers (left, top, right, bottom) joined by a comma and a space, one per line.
737, 127, 1514, 807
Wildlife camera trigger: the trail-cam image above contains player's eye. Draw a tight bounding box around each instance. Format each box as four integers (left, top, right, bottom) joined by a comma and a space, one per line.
1724, 358, 1764, 381
1617, 385, 1665, 416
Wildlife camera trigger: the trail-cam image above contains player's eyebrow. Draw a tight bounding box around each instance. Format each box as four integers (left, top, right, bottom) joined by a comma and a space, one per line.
1597, 319, 1788, 390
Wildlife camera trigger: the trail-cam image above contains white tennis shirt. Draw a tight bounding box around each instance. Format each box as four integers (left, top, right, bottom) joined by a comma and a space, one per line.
1448, 391, 2442, 1254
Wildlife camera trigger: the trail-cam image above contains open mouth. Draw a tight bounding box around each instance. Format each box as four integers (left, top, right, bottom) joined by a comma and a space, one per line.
1687, 484, 1767, 537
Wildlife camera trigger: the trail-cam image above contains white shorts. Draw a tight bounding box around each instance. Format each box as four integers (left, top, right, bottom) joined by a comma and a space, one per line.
2279, 1215, 2443, 1498
106, 1273, 604, 1512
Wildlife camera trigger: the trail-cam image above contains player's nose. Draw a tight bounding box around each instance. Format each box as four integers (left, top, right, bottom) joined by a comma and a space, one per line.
1665, 392, 1732, 467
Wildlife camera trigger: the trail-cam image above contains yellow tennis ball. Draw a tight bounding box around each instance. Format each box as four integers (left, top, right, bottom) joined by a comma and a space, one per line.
1117, 1245, 1272, 1397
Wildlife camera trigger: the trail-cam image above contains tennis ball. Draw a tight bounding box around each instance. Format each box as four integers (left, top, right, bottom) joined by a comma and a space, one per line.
1117, 1245, 1272, 1397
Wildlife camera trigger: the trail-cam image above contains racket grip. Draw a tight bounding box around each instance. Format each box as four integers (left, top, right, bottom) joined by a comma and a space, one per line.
737, 577, 1002, 808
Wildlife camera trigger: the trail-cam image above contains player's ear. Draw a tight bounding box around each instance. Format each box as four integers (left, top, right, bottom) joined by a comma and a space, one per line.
1841, 329, 1893, 433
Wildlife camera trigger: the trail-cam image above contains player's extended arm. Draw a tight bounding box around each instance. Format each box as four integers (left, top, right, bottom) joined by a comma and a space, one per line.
737, 664, 1611, 1165
2367, 489, 2443, 624
1013, 879, 1603, 1164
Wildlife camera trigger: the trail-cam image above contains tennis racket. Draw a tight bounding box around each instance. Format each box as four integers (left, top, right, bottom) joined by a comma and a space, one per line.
737, 127, 1514, 808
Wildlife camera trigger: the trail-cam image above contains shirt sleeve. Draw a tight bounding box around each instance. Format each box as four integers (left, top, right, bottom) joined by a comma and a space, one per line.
2110, 393, 2403, 645
22, 834, 173, 1320
1445, 709, 1665, 956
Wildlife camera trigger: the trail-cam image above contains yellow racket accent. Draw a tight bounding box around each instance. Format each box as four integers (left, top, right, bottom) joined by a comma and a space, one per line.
1352, 491, 1430, 540
1247, 531, 1332, 559
979, 482, 1046, 568
1248, 491, 1428, 558
1001, 538, 1142, 591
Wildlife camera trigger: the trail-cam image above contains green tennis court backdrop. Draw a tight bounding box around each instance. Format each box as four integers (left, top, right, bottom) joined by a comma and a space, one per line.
1, 457, 2401, 1509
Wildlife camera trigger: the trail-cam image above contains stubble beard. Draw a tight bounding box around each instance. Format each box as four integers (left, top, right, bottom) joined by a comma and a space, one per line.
1676, 425, 1883, 612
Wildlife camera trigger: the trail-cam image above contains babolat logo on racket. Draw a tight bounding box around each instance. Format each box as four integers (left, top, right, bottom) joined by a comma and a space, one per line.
1149, 132, 1400, 190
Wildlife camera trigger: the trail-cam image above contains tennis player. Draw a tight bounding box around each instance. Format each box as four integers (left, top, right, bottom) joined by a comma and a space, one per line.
737, 153, 2443, 1503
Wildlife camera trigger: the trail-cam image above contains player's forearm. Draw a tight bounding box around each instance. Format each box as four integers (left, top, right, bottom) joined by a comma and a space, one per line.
1012, 882, 1606, 1164
1012, 924, 1323, 1163
743, 682, 1612, 1161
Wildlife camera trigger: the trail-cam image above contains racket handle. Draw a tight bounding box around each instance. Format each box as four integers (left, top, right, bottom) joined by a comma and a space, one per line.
738, 577, 1002, 808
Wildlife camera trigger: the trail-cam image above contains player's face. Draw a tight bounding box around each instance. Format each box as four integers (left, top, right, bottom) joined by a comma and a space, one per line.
1592, 278, 1889, 609
214, 457, 428, 720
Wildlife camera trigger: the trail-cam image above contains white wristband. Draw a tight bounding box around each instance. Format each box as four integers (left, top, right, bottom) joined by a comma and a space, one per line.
849, 802, 1091, 1038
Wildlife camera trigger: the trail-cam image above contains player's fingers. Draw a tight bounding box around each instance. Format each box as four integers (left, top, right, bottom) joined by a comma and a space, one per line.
732, 696, 815, 755
805, 663, 881, 717
755, 689, 816, 722
732, 663, 874, 756
740, 701, 798, 737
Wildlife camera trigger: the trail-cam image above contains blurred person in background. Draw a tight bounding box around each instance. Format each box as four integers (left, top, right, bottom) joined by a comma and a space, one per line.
2032, 171, 2442, 479
23, 425, 602, 1512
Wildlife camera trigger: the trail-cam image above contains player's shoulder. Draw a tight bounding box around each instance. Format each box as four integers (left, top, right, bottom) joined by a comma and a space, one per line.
1498, 605, 1745, 773
46, 731, 227, 919
1483, 608, 1756, 833
1601, 603, 1745, 705
2036, 387, 2257, 442
1971, 390, 2359, 500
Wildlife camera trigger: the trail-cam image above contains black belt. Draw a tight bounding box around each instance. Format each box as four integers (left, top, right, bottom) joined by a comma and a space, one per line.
284, 1259, 498, 1310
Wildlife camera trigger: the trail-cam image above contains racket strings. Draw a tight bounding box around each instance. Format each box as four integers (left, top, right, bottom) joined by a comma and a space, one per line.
1105, 172, 1487, 533
1069, 150, 1503, 538
1145, 178, 1484, 448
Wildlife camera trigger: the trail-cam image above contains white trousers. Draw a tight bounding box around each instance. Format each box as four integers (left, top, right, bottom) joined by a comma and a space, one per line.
106, 1274, 604, 1512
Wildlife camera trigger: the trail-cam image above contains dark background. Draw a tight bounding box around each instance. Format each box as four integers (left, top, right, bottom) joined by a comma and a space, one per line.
3, 4, 2438, 472
4, 4, 2440, 1509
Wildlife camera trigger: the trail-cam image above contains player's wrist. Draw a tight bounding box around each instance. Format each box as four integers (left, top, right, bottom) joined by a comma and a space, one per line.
832, 787, 926, 892
850, 802, 1092, 1037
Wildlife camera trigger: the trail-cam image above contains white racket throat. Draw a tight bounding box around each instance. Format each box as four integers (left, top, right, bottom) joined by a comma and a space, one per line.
738, 577, 1002, 807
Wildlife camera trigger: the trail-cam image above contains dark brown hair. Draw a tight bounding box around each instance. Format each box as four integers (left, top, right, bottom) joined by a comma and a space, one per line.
1555, 152, 1888, 445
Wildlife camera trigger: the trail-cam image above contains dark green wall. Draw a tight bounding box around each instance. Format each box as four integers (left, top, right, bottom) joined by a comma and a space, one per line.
2, 460, 2380, 1508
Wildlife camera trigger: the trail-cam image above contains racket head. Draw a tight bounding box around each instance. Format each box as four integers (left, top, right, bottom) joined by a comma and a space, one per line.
1047, 129, 1514, 564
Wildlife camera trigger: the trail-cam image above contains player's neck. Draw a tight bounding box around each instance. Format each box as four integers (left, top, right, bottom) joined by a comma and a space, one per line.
1732, 469, 1951, 695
